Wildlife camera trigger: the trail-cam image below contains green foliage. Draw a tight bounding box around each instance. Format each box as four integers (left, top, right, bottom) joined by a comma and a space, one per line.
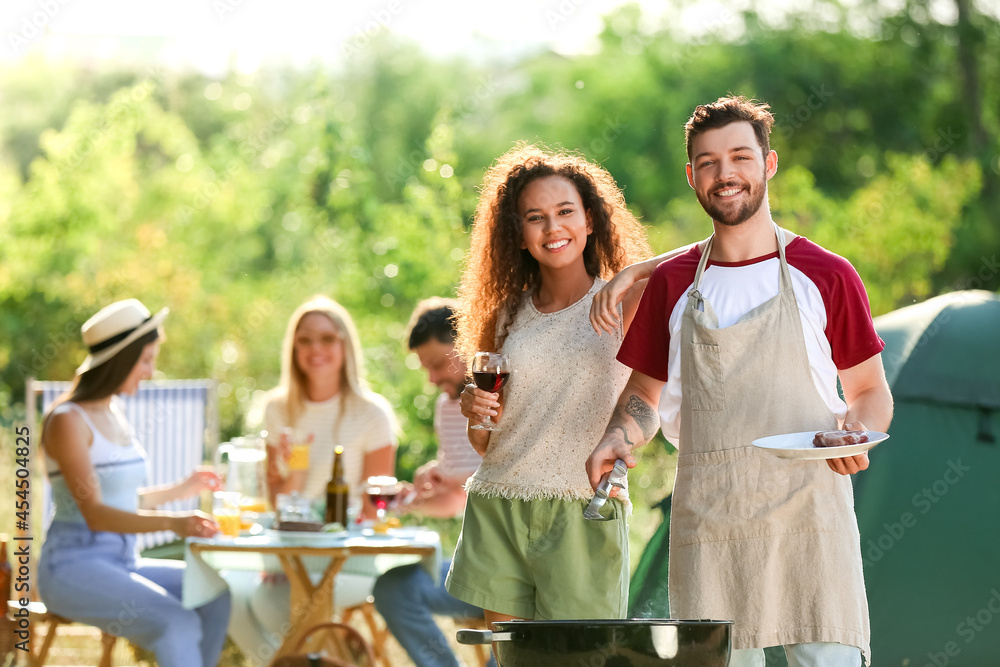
1, 0, 997, 506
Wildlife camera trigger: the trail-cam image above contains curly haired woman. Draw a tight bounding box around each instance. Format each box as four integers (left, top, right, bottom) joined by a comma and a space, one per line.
445, 143, 672, 629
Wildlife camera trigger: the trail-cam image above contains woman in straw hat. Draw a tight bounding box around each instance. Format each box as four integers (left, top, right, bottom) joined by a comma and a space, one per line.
37, 299, 231, 667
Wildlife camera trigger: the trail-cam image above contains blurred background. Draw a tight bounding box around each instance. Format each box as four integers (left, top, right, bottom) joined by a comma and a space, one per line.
0, 0, 997, 596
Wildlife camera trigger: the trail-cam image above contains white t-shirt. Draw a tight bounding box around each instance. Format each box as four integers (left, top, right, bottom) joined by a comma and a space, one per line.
264, 392, 397, 501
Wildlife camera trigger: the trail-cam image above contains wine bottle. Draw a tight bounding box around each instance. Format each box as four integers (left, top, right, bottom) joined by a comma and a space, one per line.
325, 446, 349, 527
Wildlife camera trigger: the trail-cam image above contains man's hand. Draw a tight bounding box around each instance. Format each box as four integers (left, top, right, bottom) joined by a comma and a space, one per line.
586, 370, 665, 492
586, 437, 636, 494
826, 421, 871, 475
413, 460, 444, 493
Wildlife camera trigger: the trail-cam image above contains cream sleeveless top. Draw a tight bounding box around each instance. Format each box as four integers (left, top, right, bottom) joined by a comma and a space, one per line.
467, 279, 632, 502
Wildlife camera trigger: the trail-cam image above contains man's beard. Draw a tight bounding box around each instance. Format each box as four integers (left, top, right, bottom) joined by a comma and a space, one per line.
696, 173, 766, 227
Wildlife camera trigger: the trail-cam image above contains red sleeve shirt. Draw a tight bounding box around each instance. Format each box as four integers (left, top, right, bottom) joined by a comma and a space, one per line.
618, 236, 885, 382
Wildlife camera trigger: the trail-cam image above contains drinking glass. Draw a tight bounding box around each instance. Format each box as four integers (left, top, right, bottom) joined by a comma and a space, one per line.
365, 476, 401, 529
286, 429, 312, 471
470, 351, 511, 431
212, 491, 241, 537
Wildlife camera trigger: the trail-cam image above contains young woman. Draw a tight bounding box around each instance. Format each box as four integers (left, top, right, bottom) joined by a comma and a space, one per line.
445, 143, 652, 628
262, 294, 397, 509
38, 299, 230, 667
226, 295, 398, 665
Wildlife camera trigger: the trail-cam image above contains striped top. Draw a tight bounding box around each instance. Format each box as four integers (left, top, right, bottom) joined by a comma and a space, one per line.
46, 400, 148, 524
434, 394, 482, 479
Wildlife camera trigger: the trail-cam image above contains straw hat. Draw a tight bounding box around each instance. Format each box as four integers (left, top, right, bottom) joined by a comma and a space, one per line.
77, 299, 169, 374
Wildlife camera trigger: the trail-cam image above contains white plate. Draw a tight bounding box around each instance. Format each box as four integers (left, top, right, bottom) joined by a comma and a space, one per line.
752, 430, 889, 460
265, 529, 348, 542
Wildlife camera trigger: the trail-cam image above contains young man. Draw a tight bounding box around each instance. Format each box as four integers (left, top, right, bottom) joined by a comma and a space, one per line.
372, 298, 491, 667
587, 96, 893, 666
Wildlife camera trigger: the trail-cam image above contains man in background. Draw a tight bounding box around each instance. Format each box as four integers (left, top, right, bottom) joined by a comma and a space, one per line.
373, 298, 491, 667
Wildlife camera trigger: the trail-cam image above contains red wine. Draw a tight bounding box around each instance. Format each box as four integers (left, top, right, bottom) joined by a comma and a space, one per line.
473, 371, 510, 392
367, 491, 398, 510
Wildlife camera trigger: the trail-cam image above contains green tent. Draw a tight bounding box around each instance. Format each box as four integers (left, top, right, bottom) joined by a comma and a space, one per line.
629, 290, 1000, 665
855, 289, 1000, 665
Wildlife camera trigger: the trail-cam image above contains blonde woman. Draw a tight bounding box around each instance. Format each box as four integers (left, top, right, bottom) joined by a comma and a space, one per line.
263, 294, 397, 509
226, 295, 398, 665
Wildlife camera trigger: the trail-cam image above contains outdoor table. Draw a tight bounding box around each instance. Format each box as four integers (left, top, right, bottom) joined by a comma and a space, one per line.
182, 527, 440, 663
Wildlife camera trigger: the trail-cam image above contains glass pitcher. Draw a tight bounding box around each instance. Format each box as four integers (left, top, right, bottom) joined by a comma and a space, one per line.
214, 434, 268, 527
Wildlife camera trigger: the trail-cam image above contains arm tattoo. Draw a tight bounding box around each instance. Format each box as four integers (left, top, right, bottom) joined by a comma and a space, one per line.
613, 425, 635, 447
625, 395, 659, 442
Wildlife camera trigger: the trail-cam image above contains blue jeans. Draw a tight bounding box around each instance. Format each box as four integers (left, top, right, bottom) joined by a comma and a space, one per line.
38, 521, 231, 667
373, 560, 496, 667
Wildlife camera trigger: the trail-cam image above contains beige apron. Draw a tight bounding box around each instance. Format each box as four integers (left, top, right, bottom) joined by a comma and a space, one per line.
668, 225, 870, 662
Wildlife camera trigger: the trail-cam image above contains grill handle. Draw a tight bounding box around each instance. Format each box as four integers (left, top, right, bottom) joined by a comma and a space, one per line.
456, 629, 515, 644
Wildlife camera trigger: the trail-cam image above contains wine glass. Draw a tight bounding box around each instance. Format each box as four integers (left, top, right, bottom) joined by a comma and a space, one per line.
365, 476, 402, 528
470, 351, 511, 431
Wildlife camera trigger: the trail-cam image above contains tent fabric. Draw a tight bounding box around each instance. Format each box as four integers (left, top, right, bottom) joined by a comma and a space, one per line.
628, 495, 671, 619
854, 400, 1000, 665
855, 289, 1000, 665
875, 290, 1000, 409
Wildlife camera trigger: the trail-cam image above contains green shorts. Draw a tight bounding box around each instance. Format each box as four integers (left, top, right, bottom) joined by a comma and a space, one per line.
445, 493, 628, 620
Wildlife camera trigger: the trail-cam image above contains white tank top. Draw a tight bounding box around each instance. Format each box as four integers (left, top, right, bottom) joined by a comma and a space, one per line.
46, 400, 148, 524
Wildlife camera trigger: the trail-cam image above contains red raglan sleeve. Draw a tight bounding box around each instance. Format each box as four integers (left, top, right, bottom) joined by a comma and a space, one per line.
617, 264, 673, 382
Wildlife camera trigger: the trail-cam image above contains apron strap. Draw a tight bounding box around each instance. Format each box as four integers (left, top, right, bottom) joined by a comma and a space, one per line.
690, 224, 792, 299
687, 236, 714, 311
773, 223, 794, 292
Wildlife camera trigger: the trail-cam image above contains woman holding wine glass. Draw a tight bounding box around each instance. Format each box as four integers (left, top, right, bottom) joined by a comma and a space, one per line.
445, 143, 653, 634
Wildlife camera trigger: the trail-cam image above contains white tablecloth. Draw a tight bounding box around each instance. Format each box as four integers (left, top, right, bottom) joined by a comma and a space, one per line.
182, 527, 442, 609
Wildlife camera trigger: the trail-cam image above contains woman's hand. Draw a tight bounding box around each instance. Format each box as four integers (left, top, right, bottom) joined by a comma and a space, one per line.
461, 383, 502, 456
179, 469, 223, 497
172, 511, 220, 538
591, 264, 643, 335
460, 383, 504, 425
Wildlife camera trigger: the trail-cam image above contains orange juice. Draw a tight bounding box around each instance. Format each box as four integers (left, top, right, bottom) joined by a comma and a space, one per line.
239, 497, 267, 530
288, 442, 310, 470
240, 498, 267, 513
214, 510, 240, 537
